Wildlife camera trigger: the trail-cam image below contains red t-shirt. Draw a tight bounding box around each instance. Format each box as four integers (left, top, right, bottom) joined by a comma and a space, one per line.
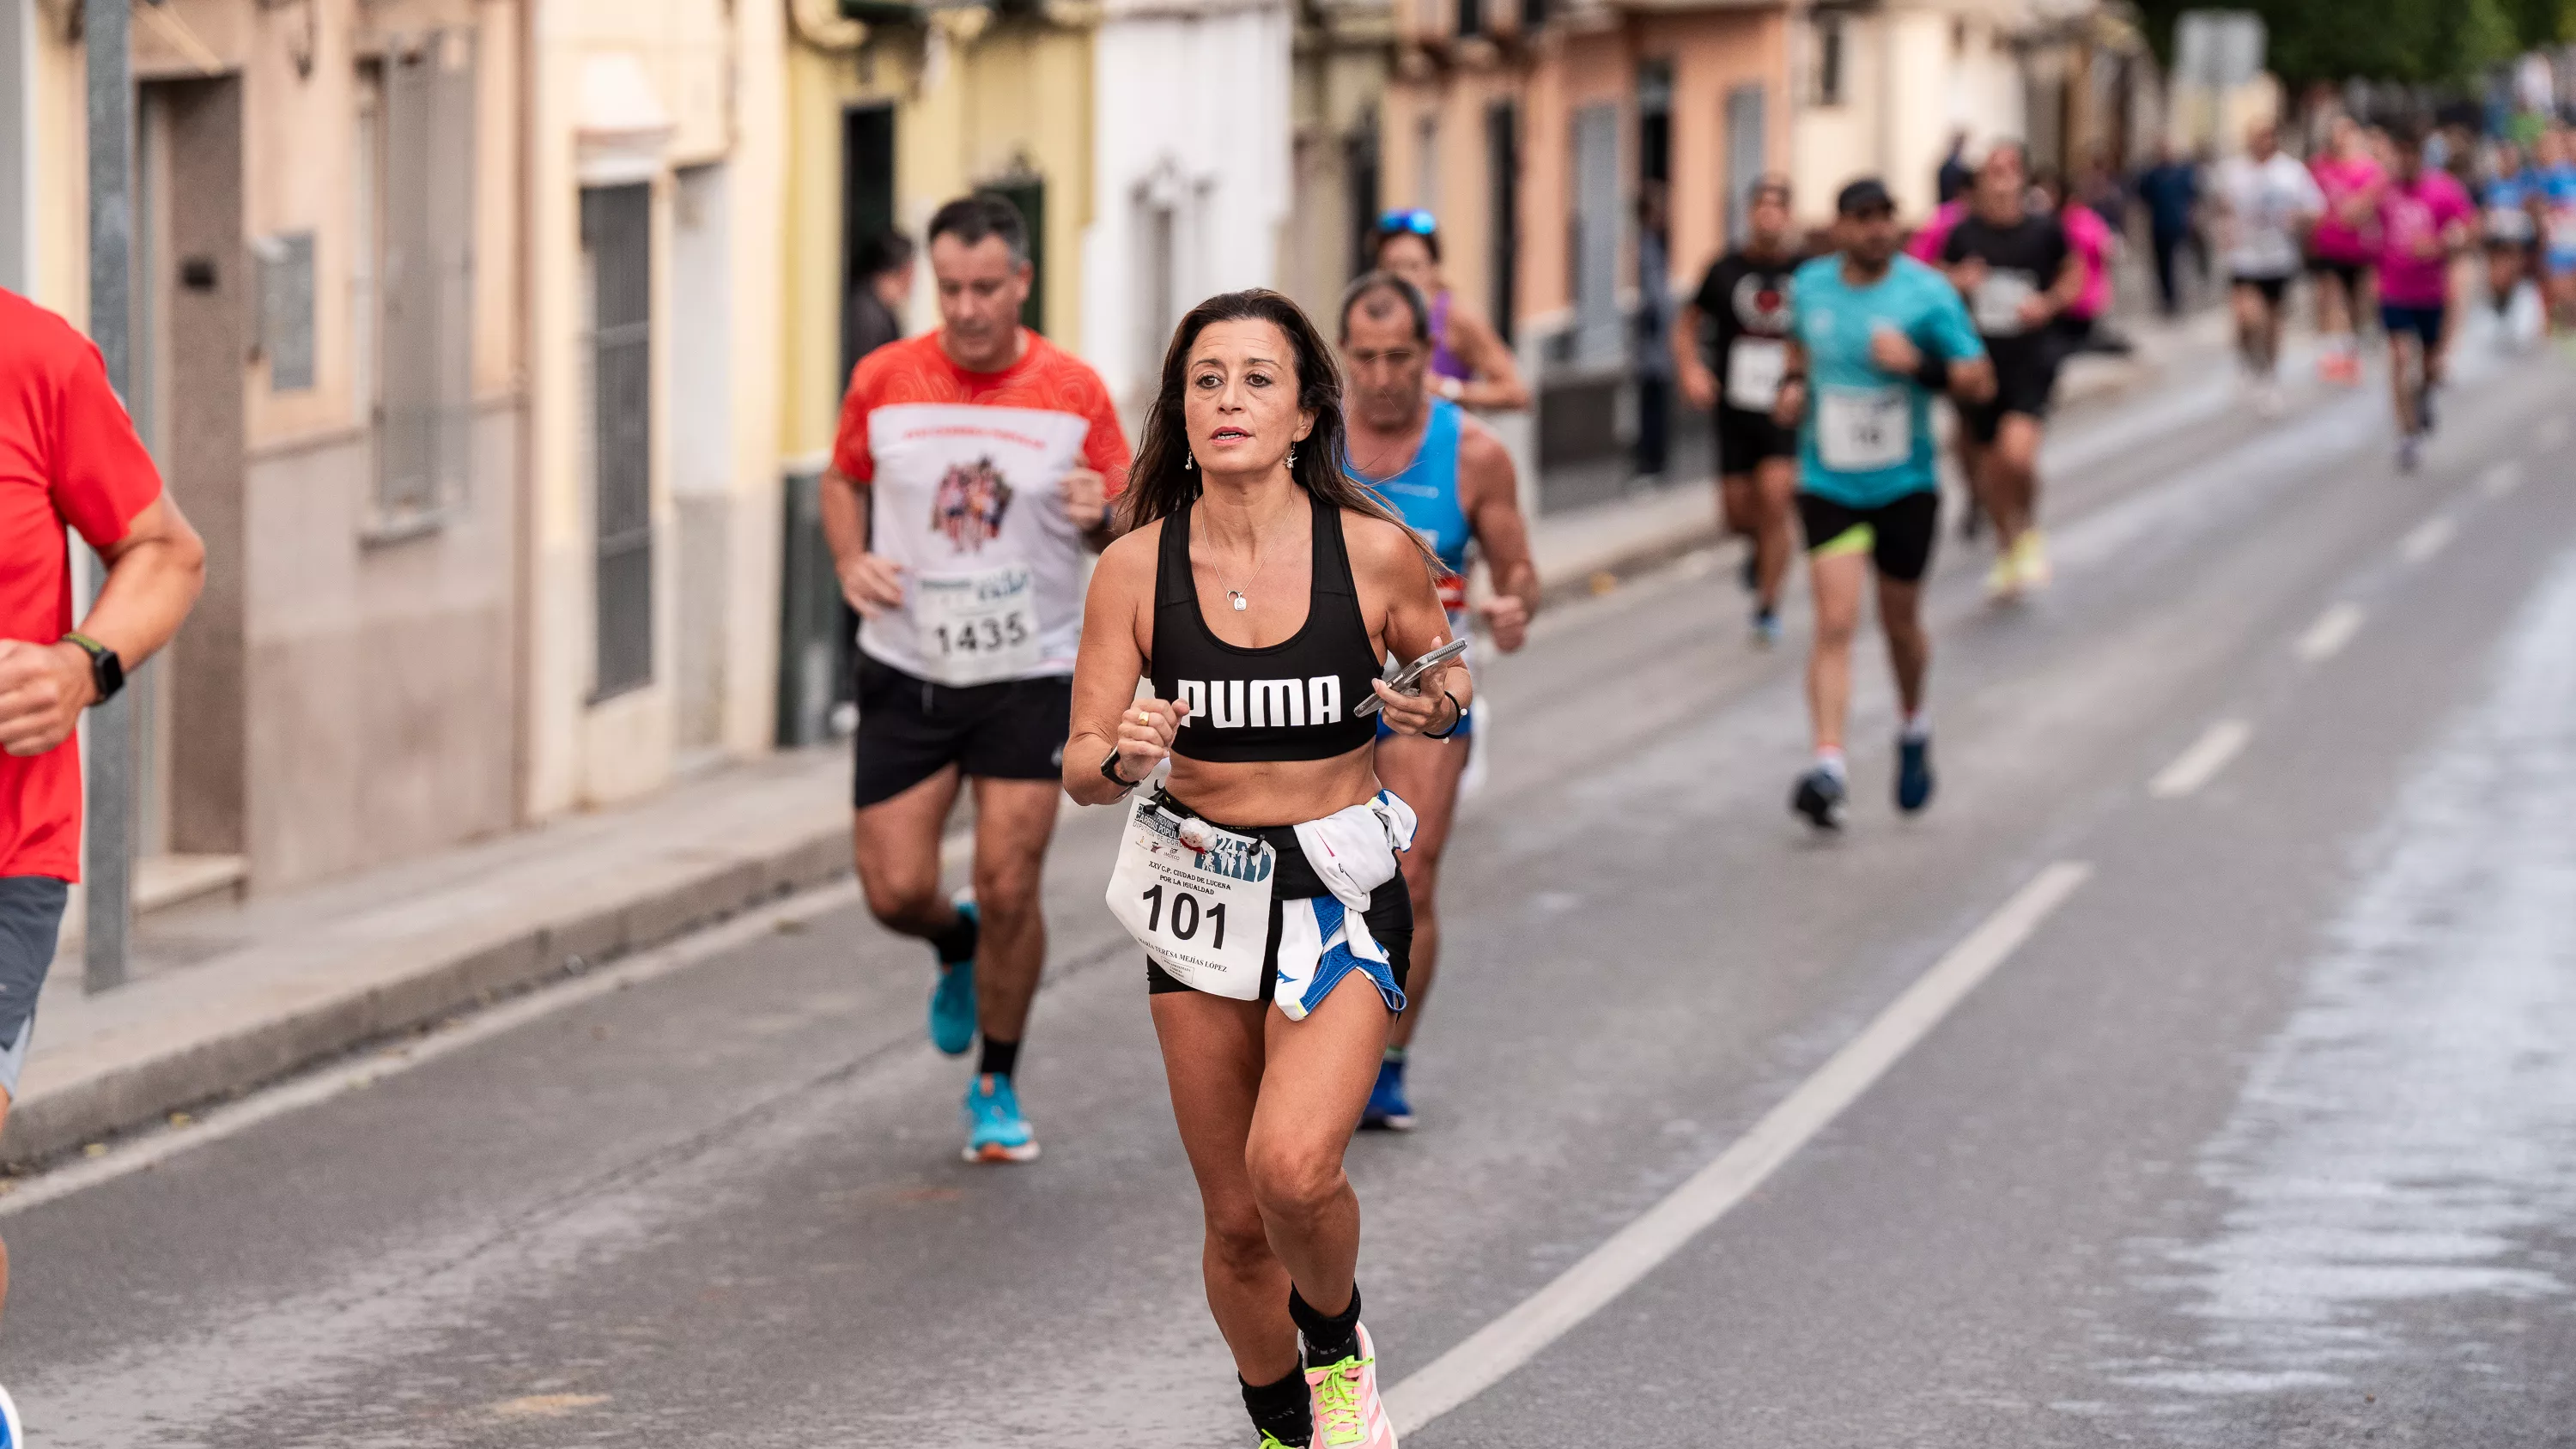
1, 291, 165, 881
829, 330, 1131, 489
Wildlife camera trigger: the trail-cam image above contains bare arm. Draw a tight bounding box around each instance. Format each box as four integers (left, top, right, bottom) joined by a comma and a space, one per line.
1948, 355, 1998, 405
0, 494, 207, 757
1672, 300, 1717, 410
1447, 308, 1533, 412
1063, 526, 1175, 806
818, 465, 905, 615
1348, 515, 1473, 735
1456, 421, 1538, 653
1771, 338, 1809, 429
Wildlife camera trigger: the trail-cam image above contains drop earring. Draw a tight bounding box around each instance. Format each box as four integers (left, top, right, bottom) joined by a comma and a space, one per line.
1287, 446, 1298, 467
1183, 451, 1194, 471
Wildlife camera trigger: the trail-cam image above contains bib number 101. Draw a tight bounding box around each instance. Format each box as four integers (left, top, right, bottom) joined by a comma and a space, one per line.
1138, 882, 1228, 949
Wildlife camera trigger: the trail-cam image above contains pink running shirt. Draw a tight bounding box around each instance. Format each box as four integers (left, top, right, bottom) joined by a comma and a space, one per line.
2374, 172, 2473, 307
2309, 154, 2385, 263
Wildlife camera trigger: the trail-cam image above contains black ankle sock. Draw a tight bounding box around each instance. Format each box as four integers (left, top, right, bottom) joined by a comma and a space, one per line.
931, 908, 978, 966
1289, 1283, 1362, 1367
977, 1037, 1019, 1079
1240, 1367, 1312, 1446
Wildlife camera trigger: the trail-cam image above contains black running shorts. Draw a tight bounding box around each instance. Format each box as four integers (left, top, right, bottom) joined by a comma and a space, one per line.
1958, 340, 2060, 444
852, 653, 1071, 808
1715, 404, 1797, 477
1141, 800, 1414, 1004
1795, 489, 1941, 585
2231, 271, 2292, 308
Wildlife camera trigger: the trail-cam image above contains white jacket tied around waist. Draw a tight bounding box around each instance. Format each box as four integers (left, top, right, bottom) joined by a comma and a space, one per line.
1273, 790, 1418, 1022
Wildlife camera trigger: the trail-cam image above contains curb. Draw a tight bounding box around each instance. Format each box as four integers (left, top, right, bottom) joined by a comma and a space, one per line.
2, 828, 854, 1169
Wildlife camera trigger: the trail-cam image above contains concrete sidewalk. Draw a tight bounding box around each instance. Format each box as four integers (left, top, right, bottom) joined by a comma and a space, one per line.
1, 307, 2230, 1170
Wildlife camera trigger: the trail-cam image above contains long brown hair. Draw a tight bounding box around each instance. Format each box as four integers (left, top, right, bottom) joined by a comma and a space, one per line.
1120, 289, 1432, 572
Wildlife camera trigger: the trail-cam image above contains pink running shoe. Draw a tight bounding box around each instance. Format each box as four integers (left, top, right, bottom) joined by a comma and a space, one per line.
1306, 1322, 1398, 1447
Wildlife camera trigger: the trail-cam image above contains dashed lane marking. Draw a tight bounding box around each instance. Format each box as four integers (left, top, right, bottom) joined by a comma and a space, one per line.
2294, 603, 2366, 664
1384, 862, 2094, 1435
2398, 515, 2457, 567
2149, 719, 2254, 800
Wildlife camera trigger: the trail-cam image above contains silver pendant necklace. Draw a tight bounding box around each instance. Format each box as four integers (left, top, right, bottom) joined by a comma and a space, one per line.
1224, 590, 1249, 612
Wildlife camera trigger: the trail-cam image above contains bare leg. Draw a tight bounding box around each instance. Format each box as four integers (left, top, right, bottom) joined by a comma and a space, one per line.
852, 765, 965, 938
1805, 548, 1867, 753
966, 777, 1060, 1046
1152, 991, 1299, 1383
1753, 458, 1800, 613
1876, 574, 1930, 718
1984, 414, 2044, 548
1372, 734, 1467, 1052
2391, 333, 2421, 434
1248, 975, 1395, 1310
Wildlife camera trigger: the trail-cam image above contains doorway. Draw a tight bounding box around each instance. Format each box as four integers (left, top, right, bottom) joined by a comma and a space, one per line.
839, 105, 896, 386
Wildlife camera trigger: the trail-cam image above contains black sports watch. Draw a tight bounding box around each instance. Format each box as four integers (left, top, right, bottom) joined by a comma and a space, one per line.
62, 632, 125, 706
1099, 749, 1139, 792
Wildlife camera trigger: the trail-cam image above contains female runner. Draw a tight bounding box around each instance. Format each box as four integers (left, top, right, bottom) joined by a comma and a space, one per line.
1066, 289, 1463, 1449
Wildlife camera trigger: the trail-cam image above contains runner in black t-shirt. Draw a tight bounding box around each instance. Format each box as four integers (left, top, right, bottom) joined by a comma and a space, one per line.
1940, 141, 2083, 600
1675, 175, 1803, 645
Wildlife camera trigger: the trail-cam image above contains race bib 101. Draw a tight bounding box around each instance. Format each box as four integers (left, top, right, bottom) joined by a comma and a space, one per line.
1106, 799, 1276, 999
912, 563, 1041, 687
1816, 385, 1911, 473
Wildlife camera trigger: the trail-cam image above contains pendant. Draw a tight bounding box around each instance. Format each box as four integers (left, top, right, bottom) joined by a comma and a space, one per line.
1227, 591, 1249, 612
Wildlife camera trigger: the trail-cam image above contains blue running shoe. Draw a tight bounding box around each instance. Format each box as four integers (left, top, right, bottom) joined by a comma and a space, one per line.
1896, 733, 1935, 814
1360, 1056, 1415, 1131
1751, 608, 1783, 650
928, 900, 979, 1057
1792, 765, 1848, 832
963, 1074, 1039, 1163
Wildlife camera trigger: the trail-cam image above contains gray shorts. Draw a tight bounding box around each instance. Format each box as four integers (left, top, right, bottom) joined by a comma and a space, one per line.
0, 876, 69, 1097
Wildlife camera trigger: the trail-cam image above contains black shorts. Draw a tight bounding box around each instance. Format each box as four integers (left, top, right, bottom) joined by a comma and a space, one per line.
1958, 341, 2058, 444
851, 653, 1071, 808
1715, 405, 1797, 477
1796, 490, 1941, 584
1143, 800, 1414, 1005
0, 875, 68, 1095
2231, 272, 2292, 307
2307, 255, 2370, 294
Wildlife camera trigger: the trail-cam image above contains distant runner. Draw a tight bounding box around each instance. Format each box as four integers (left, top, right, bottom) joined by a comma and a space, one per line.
1941, 142, 2083, 599
821, 193, 1132, 1163
1339, 271, 1538, 1131
1371, 211, 1533, 412
2372, 123, 2474, 472
1677, 175, 1803, 644
1776, 179, 1994, 831
2307, 117, 2385, 385
2214, 121, 2324, 415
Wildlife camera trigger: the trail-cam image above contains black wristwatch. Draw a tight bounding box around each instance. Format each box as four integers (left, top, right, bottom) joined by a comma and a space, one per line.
62, 632, 124, 706
1100, 749, 1139, 792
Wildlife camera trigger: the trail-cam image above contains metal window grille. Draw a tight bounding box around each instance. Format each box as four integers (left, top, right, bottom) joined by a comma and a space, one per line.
584, 184, 654, 699
375, 31, 477, 524
987, 176, 1047, 334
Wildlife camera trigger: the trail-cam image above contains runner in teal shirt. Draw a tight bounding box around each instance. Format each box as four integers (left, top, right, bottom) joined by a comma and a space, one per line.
1774, 178, 1992, 834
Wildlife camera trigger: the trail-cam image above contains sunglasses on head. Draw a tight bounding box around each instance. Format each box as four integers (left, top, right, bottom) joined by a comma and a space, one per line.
1377, 209, 1439, 237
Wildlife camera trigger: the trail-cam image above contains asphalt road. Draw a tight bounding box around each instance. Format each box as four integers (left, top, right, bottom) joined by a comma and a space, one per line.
10, 336, 2576, 1449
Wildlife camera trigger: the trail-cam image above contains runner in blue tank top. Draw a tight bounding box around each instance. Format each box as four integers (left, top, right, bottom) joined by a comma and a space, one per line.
1339, 272, 1539, 1131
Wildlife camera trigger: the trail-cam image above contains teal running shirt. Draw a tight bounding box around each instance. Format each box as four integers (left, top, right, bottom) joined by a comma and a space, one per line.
1788, 253, 1984, 507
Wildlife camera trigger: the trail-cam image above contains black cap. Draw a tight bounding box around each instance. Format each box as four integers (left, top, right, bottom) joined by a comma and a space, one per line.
1836, 178, 1896, 217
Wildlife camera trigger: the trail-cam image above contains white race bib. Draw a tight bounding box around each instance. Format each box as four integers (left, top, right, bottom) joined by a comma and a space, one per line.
1726, 337, 1789, 411
1106, 798, 1276, 999
1972, 270, 2038, 336
911, 563, 1042, 687
1816, 386, 1911, 473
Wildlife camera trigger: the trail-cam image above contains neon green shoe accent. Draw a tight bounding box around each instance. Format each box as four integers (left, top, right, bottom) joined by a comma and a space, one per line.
1309, 1354, 1374, 1446
1257, 1434, 1303, 1449
1811, 522, 1874, 560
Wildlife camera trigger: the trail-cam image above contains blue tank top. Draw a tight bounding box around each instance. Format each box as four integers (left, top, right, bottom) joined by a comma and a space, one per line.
1352, 398, 1470, 605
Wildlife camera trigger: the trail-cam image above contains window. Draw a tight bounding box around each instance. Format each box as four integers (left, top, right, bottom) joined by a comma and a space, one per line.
1456, 0, 1482, 38
364, 32, 477, 533
1815, 15, 1846, 107
583, 184, 653, 700
1519, 0, 1545, 31
987, 174, 1047, 335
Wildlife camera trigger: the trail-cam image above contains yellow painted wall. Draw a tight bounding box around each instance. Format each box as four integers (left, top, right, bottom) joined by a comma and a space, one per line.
780, 15, 1097, 464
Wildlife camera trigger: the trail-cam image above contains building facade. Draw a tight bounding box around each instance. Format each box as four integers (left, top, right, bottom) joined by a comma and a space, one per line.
1084, 0, 1296, 414
1283, 0, 1394, 324
1382, 0, 1792, 482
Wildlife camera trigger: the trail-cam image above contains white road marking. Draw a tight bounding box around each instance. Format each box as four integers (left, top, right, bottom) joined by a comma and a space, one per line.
2398, 515, 2456, 566
0, 881, 864, 1218
2293, 603, 2366, 664
2150, 719, 2254, 799
2479, 461, 2524, 499
1384, 861, 2093, 1435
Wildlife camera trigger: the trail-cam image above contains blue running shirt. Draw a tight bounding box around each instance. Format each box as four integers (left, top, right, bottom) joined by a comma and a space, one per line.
1788, 254, 1984, 508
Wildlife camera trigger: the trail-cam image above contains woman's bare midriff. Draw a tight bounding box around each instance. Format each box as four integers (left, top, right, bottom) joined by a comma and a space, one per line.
1163, 747, 1380, 828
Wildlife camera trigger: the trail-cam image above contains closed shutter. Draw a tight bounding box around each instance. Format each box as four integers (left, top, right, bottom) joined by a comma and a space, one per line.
584, 184, 654, 699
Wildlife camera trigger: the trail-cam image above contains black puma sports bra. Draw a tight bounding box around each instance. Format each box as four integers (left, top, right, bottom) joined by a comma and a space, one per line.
1151, 490, 1383, 763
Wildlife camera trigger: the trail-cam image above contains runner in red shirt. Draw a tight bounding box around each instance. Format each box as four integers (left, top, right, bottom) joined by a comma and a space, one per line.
0, 289, 205, 1320
819, 195, 1130, 1163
